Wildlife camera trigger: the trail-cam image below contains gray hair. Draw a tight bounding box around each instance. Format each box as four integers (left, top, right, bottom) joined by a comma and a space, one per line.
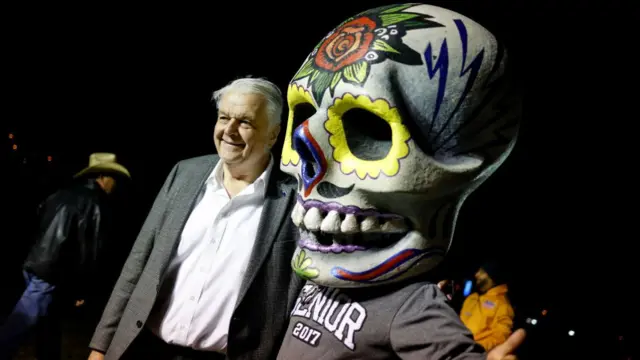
212, 76, 284, 128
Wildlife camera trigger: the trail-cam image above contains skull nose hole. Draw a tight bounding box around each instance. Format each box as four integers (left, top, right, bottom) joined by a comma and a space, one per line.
292, 120, 328, 196
293, 128, 319, 175
296, 141, 318, 179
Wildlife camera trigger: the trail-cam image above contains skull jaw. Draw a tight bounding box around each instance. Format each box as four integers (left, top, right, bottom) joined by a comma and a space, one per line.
291, 230, 447, 288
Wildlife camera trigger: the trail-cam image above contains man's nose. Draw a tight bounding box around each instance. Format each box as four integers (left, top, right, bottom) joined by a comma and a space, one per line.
223, 118, 240, 134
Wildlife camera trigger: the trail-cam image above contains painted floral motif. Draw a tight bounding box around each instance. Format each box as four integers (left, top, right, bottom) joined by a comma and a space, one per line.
282, 84, 315, 166
325, 94, 411, 179
292, 249, 320, 280
292, 3, 443, 105
315, 17, 377, 73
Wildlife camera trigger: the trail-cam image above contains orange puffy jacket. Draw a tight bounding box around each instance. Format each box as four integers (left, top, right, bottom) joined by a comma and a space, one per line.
460, 284, 514, 351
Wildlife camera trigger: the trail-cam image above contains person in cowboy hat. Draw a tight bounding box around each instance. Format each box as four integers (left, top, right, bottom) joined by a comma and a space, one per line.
73, 152, 131, 189
0, 152, 131, 360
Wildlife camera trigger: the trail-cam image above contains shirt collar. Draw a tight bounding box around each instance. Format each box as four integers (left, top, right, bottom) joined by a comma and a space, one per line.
208, 155, 274, 198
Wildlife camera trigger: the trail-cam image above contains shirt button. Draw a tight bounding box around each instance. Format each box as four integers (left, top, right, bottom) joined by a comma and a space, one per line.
136, 320, 143, 328
189, 296, 195, 301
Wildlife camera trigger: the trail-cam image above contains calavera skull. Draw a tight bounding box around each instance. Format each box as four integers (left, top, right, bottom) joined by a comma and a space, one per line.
281, 3, 520, 288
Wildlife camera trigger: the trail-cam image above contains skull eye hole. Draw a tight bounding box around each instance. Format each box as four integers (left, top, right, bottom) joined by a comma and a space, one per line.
290, 102, 316, 150
342, 108, 393, 161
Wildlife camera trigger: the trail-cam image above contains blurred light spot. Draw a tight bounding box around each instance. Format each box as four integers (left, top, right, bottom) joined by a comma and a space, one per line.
12, 144, 17, 150
618, 335, 623, 341
531, 318, 537, 325
568, 330, 575, 336
463, 280, 472, 297
541, 309, 548, 316
8, 133, 14, 139
525, 318, 531, 324
47, 155, 52, 162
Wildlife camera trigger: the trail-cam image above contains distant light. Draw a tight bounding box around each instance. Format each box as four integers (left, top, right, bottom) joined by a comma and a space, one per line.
568, 330, 575, 336
12, 144, 17, 150
531, 318, 538, 325
619, 335, 624, 341
541, 309, 548, 316
47, 155, 52, 162
463, 280, 472, 297
525, 318, 531, 324
8, 133, 14, 139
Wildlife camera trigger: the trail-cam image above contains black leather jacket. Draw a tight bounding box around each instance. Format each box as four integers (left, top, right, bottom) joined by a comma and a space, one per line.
23, 179, 112, 301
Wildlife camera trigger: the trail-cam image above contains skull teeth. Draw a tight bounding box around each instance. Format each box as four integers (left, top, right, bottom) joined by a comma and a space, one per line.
380, 218, 407, 233
291, 203, 408, 234
303, 207, 323, 231
292, 202, 306, 227
360, 216, 379, 232
320, 211, 341, 233
340, 214, 359, 234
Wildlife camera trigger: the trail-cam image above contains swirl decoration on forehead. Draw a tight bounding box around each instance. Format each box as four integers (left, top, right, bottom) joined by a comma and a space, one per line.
292, 3, 444, 105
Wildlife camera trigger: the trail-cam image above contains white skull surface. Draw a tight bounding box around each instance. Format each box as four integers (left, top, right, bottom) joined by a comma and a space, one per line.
282, 3, 520, 288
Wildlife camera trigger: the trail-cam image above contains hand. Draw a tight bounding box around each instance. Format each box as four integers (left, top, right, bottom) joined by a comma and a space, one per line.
437, 280, 452, 300
88, 350, 105, 360
75, 299, 85, 307
487, 329, 526, 360
437, 280, 449, 289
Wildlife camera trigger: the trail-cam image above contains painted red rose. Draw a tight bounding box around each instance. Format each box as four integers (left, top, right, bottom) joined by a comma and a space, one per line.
315, 17, 377, 72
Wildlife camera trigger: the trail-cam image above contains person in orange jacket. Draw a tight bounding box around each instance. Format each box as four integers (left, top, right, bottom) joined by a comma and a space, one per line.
460, 262, 515, 351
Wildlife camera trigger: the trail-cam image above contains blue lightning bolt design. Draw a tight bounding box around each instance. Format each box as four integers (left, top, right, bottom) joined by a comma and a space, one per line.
439, 44, 508, 155
423, 39, 449, 138
432, 19, 485, 154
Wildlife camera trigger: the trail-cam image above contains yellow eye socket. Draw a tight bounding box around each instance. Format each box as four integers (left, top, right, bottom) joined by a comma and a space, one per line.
325, 94, 410, 179
282, 84, 316, 166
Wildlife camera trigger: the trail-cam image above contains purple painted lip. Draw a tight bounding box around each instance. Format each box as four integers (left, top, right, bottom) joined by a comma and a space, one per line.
298, 238, 367, 254
297, 195, 402, 219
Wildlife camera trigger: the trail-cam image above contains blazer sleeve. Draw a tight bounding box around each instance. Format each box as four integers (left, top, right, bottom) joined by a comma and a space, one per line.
89, 162, 180, 353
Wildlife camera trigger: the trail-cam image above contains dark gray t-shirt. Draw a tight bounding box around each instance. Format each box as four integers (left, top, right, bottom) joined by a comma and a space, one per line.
276, 281, 486, 360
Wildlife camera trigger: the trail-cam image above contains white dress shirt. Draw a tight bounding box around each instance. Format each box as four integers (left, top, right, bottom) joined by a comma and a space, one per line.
147, 156, 273, 352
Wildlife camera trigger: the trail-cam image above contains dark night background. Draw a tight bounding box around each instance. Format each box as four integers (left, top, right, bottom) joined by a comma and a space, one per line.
1, 1, 632, 359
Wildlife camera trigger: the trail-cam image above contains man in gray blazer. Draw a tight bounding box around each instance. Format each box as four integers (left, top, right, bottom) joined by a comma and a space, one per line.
88, 77, 304, 360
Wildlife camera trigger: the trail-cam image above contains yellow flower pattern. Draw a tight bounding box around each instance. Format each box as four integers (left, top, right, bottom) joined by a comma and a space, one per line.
282, 84, 316, 167
325, 94, 411, 179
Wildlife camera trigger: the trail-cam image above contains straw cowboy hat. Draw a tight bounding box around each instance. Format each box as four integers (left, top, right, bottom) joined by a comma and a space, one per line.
74, 152, 131, 179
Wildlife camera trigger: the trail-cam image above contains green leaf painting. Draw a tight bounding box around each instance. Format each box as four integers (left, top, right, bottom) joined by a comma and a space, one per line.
292, 4, 443, 104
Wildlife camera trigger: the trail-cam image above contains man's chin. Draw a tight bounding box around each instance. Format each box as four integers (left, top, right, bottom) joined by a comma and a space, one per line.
220, 154, 243, 163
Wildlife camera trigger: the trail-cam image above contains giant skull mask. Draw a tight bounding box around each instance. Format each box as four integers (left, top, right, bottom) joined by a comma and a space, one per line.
281, 3, 520, 288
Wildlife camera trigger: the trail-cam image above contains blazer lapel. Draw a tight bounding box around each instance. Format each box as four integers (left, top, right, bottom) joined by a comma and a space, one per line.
235, 177, 294, 309
155, 157, 218, 277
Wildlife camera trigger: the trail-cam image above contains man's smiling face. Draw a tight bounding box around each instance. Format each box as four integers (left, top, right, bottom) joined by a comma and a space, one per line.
214, 91, 276, 166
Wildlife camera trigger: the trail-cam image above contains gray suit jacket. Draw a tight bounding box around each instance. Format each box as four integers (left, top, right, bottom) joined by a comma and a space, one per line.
90, 155, 304, 360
